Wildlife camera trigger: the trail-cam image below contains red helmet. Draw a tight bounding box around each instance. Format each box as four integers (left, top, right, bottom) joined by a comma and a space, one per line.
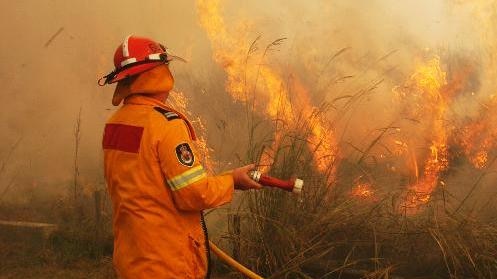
98, 35, 185, 85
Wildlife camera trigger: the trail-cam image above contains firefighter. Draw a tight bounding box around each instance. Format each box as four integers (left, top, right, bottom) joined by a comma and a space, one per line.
99, 35, 262, 279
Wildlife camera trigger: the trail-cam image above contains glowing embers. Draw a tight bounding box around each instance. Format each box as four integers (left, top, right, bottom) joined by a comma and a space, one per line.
350, 182, 376, 200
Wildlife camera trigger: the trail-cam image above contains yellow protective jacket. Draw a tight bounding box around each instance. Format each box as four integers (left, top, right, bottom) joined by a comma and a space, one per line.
103, 95, 234, 279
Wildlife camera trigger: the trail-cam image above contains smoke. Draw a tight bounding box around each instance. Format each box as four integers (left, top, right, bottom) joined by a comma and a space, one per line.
0, 0, 205, 201
195, 0, 497, 208
1, 0, 496, 204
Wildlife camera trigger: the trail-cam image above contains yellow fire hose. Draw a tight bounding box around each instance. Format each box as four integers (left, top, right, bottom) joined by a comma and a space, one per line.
207, 173, 302, 278
209, 240, 264, 279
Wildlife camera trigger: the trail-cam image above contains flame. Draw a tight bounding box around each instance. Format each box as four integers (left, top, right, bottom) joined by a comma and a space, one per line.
195, 0, 489, 212
459, 120, 489, 169
291, 77, 337, 176
258, 131, 283, 173
196, 0, 252, 104
473, 150, 488, 169
409, 147, 419, 182
453, 1, 497, 169
458, 98, 497, 169
196, 0, 337, 180
394, 56, 449, 211
351, 182, 375, 200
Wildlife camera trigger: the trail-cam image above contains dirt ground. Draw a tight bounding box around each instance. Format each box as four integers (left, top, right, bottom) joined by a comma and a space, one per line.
0, 259, 116, 279
1, 265, 113, 279
0, 227, 235, 279
0, 242, 234, 279
1, 262, 233, 279
1, 267, 232, 279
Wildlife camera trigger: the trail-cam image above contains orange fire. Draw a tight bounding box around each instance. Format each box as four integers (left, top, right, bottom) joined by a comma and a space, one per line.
195, 1, 488, 215
196, 0, 337, 181
258, 132, 283, 173
459, 121, 490, 169
454, 0, 497, 169
394, 56, 449, 211
458, 96, 497, 169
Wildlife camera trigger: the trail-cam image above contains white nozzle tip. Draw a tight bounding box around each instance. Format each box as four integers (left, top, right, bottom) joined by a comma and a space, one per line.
292, 179, 304, 194
249, 170, 262, 182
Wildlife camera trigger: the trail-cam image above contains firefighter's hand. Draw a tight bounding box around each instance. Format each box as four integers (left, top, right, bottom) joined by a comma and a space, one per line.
232, 164, 263, 190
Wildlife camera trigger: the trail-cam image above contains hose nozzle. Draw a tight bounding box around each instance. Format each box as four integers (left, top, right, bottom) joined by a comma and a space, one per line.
249, 171, 303, 194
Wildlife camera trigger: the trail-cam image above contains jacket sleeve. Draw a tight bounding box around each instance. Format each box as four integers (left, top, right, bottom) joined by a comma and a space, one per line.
157, 119, 234, 211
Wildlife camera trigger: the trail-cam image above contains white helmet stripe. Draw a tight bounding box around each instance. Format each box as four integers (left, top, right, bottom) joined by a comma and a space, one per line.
120, 57, 137, 67
122, 35, 131, 58
148, 53, 162, 60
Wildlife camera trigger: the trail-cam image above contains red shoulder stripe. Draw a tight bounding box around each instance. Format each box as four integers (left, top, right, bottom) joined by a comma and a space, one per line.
103, 124, 144, 153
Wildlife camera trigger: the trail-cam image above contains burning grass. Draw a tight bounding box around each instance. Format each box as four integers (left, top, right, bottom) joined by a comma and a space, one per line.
194, 14, 497, 275
211, 68, 497, 278
222, 123, 497, 279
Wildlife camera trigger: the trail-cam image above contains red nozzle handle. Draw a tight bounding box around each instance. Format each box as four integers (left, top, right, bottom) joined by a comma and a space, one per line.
249, 171, 303, 194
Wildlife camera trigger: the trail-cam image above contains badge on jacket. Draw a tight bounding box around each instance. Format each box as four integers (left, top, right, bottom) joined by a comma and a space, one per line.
175, 143, 195, 167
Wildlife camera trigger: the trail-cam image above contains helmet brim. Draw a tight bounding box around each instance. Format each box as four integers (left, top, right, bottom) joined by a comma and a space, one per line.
107, 61, 164, 84
105, 54, 186, 84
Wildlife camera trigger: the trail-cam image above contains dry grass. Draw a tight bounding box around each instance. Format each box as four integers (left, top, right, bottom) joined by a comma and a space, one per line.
0, 192, 115, 278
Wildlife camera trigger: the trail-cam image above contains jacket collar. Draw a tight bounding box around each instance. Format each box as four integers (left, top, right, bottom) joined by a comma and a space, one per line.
124, 94, 197, 140
124, 94, 168, 108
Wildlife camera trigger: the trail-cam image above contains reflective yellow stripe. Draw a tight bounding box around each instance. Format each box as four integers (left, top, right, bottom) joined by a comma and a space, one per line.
167, 165, 207, 191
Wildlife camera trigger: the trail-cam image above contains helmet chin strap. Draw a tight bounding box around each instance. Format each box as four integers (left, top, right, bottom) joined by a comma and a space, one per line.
98, 71, 117, 86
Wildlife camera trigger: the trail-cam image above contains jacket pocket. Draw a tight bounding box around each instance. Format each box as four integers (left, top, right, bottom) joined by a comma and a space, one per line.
188, 233, 208, 278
